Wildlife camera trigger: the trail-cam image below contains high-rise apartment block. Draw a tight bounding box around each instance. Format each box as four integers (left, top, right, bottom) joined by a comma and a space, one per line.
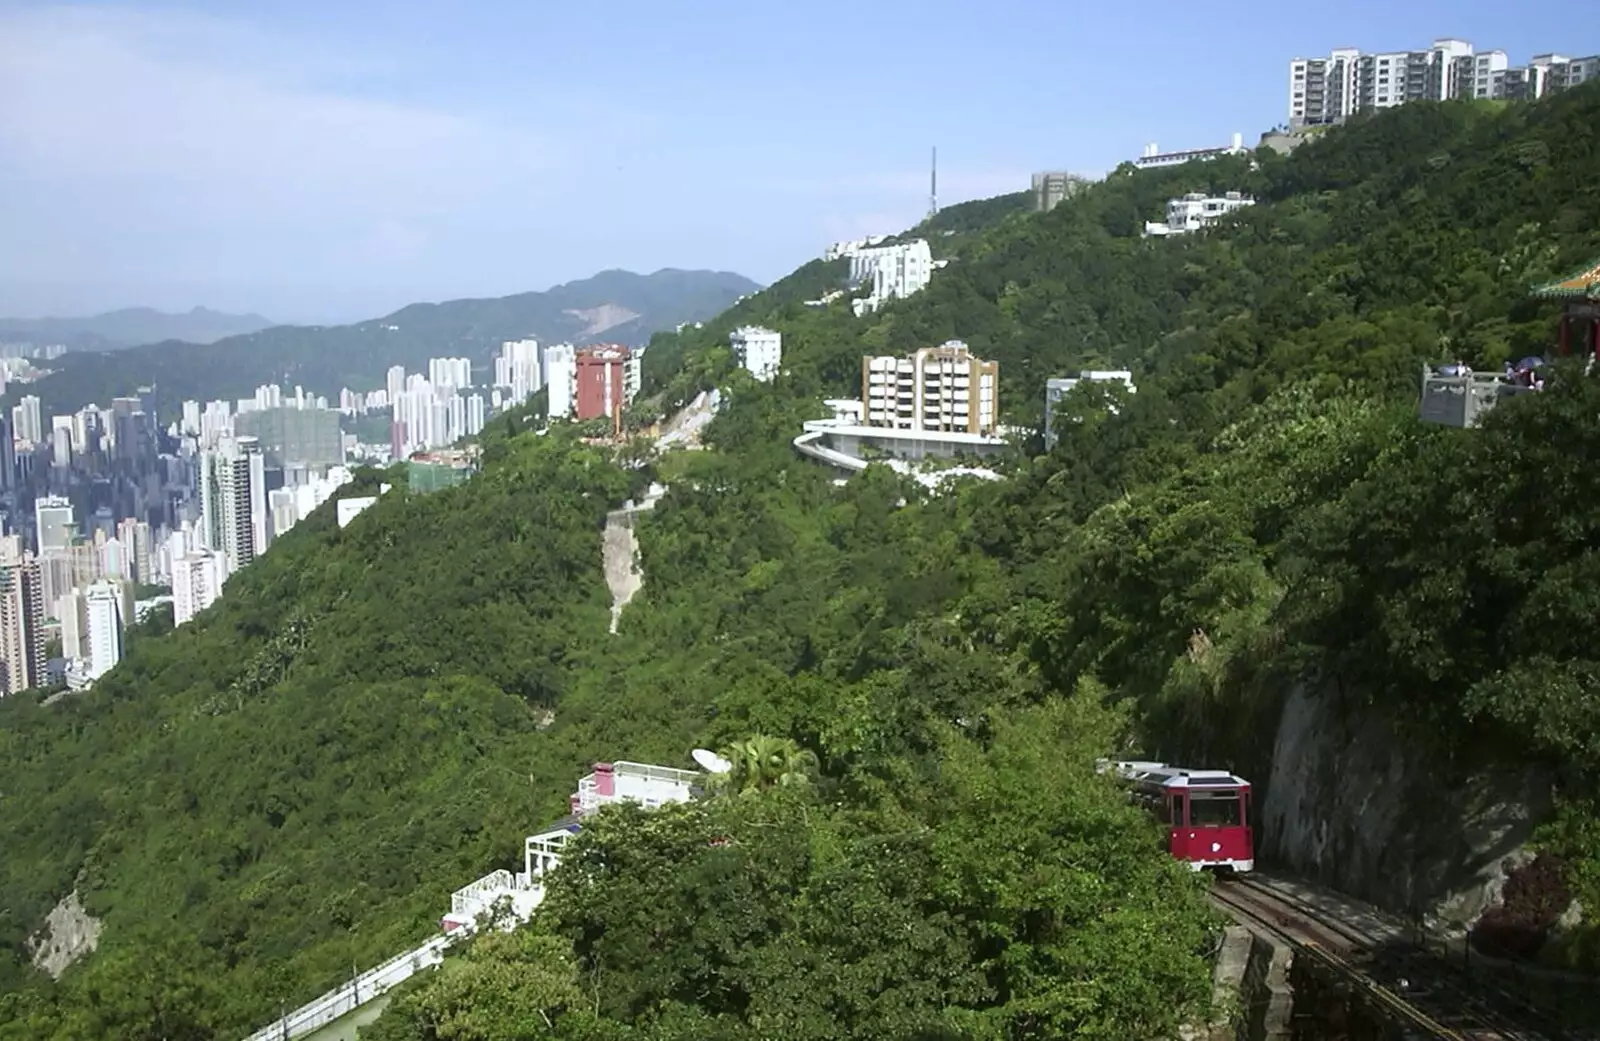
861, 341, 998, 436
200, 435, 269, 576
730, 326, 782, 382
171, 548, 225, 626
1290, 39, 1599, 127
496, 340, 543, 405
85, 579, 123, 680
574, 346, 639, 422
544, 344, 577, 420
0, 555, 44, 696
428, 357, 472, 391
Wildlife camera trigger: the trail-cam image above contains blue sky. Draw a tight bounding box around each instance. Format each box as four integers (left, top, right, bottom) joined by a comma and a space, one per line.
0, 0, 1594, 323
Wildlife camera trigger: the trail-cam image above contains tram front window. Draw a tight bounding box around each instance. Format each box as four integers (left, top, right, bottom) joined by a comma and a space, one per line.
1188, 793, 1241, 827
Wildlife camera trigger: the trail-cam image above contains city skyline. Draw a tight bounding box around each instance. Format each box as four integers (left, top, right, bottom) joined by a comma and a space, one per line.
3, 1, 1596, 323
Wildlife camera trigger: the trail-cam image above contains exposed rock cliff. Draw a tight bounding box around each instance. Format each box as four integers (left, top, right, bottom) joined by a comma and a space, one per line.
1260, 680, 1553, 929
28, 890, 103, 979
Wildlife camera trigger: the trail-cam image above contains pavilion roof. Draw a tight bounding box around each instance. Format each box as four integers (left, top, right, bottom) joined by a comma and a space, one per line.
1531, 258, 1600, 300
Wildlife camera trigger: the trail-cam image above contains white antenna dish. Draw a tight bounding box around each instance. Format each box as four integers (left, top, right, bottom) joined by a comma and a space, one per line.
692, 748, 732, 774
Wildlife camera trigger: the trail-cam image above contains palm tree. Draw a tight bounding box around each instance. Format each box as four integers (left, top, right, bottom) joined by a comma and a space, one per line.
714, 734, 818, 795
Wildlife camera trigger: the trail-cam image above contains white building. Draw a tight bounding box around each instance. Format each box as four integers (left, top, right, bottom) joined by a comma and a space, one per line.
847, 240, 934, 317
200, 435, 269, 575
428, 357, 472, 391
495, 339, 543, 405
544, 343, 577, 420
336, 486, 392, 529
440, 760, 704, 934
1134, 134, 1247, 170
1045, 371, 1137, 449
171, 548, 225, 626
1290, 39, 1600, 126
730, 326, 782, 382
34, 496, 74, 555
1144, 192, 1255, 237
824, 235, 888, 260
85, 580, 123, 681
862, 341, 999, 436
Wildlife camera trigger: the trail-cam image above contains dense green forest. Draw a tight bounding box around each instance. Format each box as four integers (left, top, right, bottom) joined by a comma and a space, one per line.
11, 268, 757, 421
4, 84, 1600, 1040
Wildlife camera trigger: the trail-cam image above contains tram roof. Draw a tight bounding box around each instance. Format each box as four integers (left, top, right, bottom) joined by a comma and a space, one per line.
1105, 760, 1249, 789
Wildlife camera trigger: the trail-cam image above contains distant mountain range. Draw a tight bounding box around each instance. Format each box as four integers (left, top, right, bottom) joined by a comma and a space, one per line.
14, 268, 759, 419
0, 306, 276, 350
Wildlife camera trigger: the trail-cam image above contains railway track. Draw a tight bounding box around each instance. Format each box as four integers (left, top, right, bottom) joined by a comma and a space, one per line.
1209, 876, 1554, 1041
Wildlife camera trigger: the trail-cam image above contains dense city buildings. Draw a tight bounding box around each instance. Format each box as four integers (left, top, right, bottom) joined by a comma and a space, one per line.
1289, 39, 1599, 127
730, 326, 783, 382
862, 342, 999, 436
235, 406, 343, 467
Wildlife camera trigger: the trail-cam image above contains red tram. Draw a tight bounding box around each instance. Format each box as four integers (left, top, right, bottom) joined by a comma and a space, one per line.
1101, 760, 1254, 873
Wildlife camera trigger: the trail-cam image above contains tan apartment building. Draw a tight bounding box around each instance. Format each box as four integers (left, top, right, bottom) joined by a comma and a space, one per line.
861, 341, 998, 436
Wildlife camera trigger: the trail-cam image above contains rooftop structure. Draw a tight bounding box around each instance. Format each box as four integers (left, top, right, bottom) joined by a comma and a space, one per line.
1134, 134, 1247, 170
407, 448, 478, 494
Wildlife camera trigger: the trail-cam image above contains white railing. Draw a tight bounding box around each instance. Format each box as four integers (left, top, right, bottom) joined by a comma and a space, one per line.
240, 933, 452, 1041
450, 869, 515, 917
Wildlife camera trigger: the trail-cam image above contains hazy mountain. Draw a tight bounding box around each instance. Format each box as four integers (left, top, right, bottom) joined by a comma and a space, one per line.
18, 268, 760, 418
0, 306, 276, 350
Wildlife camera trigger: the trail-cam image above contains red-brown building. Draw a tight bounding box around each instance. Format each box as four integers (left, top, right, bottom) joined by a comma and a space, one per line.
574, 345, 638, 422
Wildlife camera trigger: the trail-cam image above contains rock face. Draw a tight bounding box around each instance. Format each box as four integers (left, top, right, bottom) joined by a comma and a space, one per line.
1260, 680, 1552, 928
28, 890, 103, 979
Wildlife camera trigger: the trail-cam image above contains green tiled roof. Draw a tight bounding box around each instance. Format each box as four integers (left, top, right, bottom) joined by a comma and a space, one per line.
1532, 258, 1600, 300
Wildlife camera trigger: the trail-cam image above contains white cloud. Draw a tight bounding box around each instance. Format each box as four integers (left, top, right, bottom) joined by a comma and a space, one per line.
0, 5, 578, 313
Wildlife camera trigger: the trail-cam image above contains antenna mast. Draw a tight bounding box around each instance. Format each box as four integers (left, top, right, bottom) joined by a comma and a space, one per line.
929, 146, 939, 218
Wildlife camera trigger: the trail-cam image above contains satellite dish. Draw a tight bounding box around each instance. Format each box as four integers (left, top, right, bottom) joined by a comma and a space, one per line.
692, 748, 732, 774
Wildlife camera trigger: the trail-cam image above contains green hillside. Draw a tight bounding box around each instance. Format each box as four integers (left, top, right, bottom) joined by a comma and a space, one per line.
14, 268, 758, 420
5, 85, 1600, 1041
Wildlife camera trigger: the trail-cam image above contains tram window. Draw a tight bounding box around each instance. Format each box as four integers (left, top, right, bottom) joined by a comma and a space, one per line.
1189, 793, 1241, 827
1171, 794, 1185, 826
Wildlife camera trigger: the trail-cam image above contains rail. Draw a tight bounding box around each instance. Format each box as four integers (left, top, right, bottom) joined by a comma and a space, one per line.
240, 934, 454, 1041
1210, 876, 1557, 1041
